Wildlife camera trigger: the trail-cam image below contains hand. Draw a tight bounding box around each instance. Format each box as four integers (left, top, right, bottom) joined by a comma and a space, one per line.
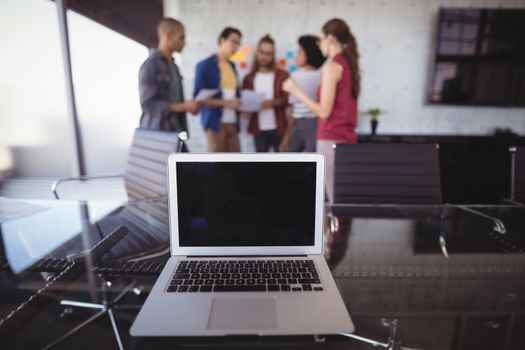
279, 136, 289, 152
260, 99, 273, 110
186, 101, 200, 115
282, 78, 298, 95
224, 98, 241, 109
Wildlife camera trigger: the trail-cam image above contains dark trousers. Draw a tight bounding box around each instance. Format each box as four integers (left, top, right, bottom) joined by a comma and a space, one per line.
287, 118, 317, 152
254, 130, 282, 152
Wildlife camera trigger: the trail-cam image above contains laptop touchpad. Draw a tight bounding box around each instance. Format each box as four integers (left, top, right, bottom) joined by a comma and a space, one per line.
207, 298, 278, 330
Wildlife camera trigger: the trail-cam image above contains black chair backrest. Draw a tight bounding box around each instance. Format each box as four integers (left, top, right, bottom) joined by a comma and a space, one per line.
124, 128, 181, 200
333, 143, 442, 204
510, 146, 525, 203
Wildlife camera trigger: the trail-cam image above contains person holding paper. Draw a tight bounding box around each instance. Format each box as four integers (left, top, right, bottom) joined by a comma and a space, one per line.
242, 35, 289, 152
280, 35, 325, 153
283, 18, 361, 203
194, 27, 242, 152
138, 18, 200, 151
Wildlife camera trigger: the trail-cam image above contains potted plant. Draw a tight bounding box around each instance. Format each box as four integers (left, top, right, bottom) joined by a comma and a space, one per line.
361, 108, 386, 135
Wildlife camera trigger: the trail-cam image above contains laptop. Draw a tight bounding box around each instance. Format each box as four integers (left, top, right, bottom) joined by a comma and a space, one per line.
130, 153, 354, 337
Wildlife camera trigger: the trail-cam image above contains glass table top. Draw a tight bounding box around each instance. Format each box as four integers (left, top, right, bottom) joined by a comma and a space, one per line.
0, 197, 524, 349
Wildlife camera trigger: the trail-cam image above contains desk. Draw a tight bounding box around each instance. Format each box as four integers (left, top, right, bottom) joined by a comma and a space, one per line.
1, 198, 524, 349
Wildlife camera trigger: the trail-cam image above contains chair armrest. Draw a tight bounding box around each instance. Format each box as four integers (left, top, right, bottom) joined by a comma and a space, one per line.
51, 173, 123, 199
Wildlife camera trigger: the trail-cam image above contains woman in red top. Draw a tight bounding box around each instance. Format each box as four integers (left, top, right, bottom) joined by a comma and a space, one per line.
283, 18, 361, 203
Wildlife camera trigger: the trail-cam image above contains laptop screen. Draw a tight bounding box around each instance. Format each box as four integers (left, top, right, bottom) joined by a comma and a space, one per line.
176, 161, 316, 247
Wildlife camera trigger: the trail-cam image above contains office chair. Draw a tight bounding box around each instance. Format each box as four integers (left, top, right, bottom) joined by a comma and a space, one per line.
44, 128, 184, 349
333, 143, 442, 205
51, 128, 188, 201
330, 143, 506, 249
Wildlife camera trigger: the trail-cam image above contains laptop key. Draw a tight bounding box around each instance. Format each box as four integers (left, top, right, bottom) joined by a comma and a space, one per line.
189, 286, 199, 292
257, 279, 266, 285
298, 278, 321, 284
200, 285, 213, 292
278, 279, 287, 284
314, 287, 323, 291
235, 279, 246, 285
183, 280, 193, 285
268, 285, 279, 291
225, 279, 235, 285
215, 280, 225, 285
176, 268, 189, 273
177, 286, 188, 292
167, 286, 178, 292
247, 279, 256, 285
194, 279, 204, 285
214, 285, 266, 292
292, 287, 302, 291
288, 278, 297, 284
281, 285, 291, 291
174, 273, 190, 279
302, 284, 312, 291
205, 279, 214, 284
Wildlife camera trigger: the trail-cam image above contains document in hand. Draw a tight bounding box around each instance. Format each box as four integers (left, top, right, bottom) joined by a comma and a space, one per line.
239, 90, 266, 112
194, 89, 219, 102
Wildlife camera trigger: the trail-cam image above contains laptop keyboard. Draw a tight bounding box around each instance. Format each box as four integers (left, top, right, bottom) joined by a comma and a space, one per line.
166, 259, 323, 293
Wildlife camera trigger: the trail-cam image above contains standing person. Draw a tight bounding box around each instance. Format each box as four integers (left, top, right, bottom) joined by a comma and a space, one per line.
194, 27, 242, 152
283, 18, 361, 203
242, 35, 289, 152
138, 18, 200, 151
280, 35, 325, 153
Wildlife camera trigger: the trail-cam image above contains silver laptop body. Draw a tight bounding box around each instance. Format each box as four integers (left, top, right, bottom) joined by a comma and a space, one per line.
130, 153, 354, 337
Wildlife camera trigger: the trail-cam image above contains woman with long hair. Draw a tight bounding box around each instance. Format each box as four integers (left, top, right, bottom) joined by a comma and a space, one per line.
283, 18, 360, 203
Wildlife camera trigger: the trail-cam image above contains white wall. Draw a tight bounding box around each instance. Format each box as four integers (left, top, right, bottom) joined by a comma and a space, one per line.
165, 0, 525, 152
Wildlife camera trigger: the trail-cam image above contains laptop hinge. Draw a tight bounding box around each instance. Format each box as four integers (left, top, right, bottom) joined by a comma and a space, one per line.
185, 255, 308, 258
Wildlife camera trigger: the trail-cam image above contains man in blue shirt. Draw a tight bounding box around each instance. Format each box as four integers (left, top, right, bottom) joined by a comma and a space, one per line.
139, 18, 199, 150
194, 27, 242, 152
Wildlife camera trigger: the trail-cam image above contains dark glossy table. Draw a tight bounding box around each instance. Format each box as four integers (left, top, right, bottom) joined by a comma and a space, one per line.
1, 197, 524, 350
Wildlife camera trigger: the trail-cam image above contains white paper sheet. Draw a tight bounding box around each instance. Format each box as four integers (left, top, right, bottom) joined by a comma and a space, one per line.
194, 89, 219, 102
240, 90, 266, 112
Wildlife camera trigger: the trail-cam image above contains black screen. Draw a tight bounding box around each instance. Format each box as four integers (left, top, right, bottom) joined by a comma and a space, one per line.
429, 9, 525, 106
176, 162, 317, 246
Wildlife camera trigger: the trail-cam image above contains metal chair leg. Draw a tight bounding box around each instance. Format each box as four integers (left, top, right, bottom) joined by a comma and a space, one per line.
43, 280, 136, 350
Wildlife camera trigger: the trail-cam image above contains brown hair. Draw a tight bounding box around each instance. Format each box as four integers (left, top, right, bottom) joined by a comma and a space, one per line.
322, 18, 361, 99
251, 34, 277, 72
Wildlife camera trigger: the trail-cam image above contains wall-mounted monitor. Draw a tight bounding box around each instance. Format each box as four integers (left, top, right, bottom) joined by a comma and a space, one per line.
428, 8, 525, 107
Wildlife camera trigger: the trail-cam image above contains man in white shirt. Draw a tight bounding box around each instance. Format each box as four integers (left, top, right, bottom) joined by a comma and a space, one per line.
242, 35, 289, 152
